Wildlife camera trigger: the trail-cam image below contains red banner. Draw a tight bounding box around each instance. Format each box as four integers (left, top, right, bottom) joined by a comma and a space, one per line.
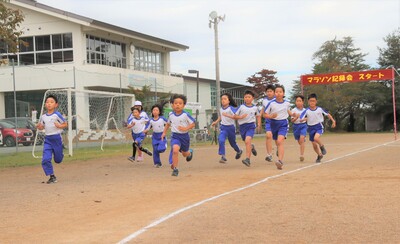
301, 69, 394, 86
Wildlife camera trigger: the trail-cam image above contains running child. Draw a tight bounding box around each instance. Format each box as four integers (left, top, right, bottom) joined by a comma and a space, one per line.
127, 107, 152, 162
233, 90, 261, 167
36, 95, 68, 184
161, 94, 195, 176
291, 95, 307, 162
261, 84, 276, 162
264, 84, 298, 170
211, 93, 243, 164
128, 100, 149, 161
300, 93, 336, 163
144, 103, 168, 168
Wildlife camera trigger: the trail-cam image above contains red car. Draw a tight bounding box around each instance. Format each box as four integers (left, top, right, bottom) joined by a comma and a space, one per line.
0, 120, 34, 147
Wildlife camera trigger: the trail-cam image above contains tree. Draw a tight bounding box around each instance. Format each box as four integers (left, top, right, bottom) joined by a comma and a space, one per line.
293, 36, 370, 131
128, 85, 171, 115
246, 69, 279, 98
376, 28, 400, 130
0, 1, 25, 54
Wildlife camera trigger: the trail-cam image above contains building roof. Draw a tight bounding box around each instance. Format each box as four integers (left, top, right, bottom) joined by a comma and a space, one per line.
12, 0, 189, 51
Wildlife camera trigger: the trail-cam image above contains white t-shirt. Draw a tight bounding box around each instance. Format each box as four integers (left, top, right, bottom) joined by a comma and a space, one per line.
146, 116, 167, 133
127, 116, 148, 134
235, 104, 260, 125
291, 107, 306, 124
264, 100, 291, 120
220, 106, 237, 126
300, 107, 329, 126
39, 111, 66, 136
167, 111, 195, 133
262, 97, 276, 109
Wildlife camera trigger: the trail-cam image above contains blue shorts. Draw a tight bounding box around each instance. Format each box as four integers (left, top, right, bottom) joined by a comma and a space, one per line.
293, 123, 307, 140
270, 119, 288, 140
131, 132, 145, 146
308, 123, 324, 142
264, 118, 272, 132
239, 123, 256, 141
170, 132, 190, 152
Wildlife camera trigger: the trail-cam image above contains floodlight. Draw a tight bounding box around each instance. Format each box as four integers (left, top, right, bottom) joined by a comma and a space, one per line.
209, 11, 218, 19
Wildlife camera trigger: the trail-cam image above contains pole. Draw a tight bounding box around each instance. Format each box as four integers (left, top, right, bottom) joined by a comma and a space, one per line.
214, 19, 221, 113
12, 59, 18, 152
196, 71, 199, 129
391, 67, 397, 140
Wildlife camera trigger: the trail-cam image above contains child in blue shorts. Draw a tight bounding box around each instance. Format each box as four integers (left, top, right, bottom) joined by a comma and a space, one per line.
127, 107, 152, 162
300, 93, 336, 163
264, 85, 298, 170
36, 95, 68, 184
233, 90, 261, 167
211, 92, 243, 164
291, 95, 307, 162
162, 94, 195, 176
261, 84, 276, 162
144, 103, 168, 168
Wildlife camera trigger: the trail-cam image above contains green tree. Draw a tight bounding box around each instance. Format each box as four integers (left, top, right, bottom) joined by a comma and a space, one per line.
128, 85, 171, 115
294, 37, 371, 131
246, 69, 279, 98
376, 28, 400, 130
0, 1, 25, 54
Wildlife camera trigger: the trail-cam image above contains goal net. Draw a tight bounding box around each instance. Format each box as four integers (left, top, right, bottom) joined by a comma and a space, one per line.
32, 88, 135, 157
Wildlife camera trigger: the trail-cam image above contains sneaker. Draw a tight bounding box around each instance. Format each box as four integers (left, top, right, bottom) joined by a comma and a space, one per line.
127, 156, 135, 162
186, 149, 193, 162
251, 144, 257, 156
235, 149, 243, 159
155, 163, 162, 168
242, 158, 251, 167
275, 160, 283, 170
171, 168, 179, 176
265, 155, 273, 162
142, 148, 153, 156
320, 145, 327, 155
47, 175, 57, 184
136, 156, 144, 162
300, 156, 305, 162
219, 156, 227, 164
316, 154, 323, 163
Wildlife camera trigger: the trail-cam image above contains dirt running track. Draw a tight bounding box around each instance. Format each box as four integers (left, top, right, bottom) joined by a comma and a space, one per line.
1, 133, 399, 243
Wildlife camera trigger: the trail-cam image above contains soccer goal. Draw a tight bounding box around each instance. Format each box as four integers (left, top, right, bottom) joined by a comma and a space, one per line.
32, 88, 135, 157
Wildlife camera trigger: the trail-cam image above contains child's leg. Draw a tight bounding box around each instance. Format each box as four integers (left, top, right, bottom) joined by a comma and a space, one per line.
298, 135, 305, 156
265, 131, 273, 156
227, 126, 240, 152
132, 142, 137, 158
313, 133, 323, 147
53, 135, 64, 164
245, 136, 252, 158
312, 141, 321, 155
276, 135, 285, 161
152, 141, 160, 165
42, 142, 54, 176
218, 127, 228, 156
171, 144, 180, 168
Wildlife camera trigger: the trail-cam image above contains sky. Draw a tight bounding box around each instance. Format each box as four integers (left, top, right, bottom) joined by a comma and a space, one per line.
37, 0, 400, 92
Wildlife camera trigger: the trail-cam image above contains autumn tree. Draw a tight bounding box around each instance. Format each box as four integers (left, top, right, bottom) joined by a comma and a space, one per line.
292, 36, 371, 131
376, 28, 400, 130
246, 69, 279, 98
0, 0, 25, 54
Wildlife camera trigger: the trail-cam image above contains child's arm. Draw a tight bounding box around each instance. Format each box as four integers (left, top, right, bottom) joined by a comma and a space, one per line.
36, 122, 44, 130
233, 113, 247, 120
161, 123, 170, 140
178, 122, 195, 132
263, 112, 277, 119
327, 114, 336, 128
55, 120, 68, 129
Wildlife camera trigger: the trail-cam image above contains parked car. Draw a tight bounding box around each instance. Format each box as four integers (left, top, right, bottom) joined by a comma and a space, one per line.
3, 117, 44, 145
0, 120, 34, 147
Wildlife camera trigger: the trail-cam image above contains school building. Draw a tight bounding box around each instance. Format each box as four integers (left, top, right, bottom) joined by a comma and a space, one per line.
0, 0, 250, 129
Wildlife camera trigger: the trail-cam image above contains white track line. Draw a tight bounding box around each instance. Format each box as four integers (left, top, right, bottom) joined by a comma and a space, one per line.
117, 139, 398, 244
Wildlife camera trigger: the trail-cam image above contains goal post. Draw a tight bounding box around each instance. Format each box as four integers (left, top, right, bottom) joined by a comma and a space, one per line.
32, 88, 135, 158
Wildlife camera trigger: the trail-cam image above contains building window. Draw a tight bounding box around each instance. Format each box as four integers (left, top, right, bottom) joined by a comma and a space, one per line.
133, 47, 163, 74
0, 33, 73, 65
86, 35, 126, 68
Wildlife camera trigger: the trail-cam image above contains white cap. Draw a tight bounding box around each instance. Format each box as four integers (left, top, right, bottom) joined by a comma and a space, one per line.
134, 101, 142, 106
